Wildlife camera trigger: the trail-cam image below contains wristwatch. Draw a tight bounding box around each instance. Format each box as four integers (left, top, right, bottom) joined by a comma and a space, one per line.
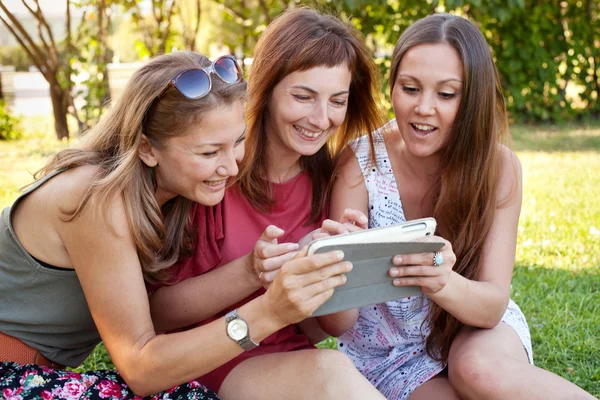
225, 309, 259, 351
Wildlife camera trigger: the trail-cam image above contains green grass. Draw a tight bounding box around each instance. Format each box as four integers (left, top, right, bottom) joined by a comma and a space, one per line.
511, 138, 600, 395
1, 119, 599, 396
0, 117, 69, 207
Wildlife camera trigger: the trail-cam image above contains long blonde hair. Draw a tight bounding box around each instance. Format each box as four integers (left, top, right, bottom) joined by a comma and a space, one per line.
35, 51, 246, 283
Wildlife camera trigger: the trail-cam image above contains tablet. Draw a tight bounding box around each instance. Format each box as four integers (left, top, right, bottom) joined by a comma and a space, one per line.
307, 218, 443, 316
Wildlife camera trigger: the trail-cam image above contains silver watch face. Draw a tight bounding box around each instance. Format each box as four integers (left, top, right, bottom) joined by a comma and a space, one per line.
227, 319, 248, 341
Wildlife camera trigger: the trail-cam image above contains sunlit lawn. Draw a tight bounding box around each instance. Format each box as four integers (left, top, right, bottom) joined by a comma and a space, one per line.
1, 118, 598, 396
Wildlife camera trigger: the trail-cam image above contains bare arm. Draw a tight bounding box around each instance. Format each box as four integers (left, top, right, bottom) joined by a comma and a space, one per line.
149, 225, 299, 332
149, 255, 258, 332
393, 148, 522, 327
59, 189, 349, 396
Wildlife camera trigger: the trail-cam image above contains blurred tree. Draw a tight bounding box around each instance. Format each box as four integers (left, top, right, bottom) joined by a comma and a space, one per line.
128, 0, 178, 56
71, 0, 114, 126
327, 0, 599, 121
0, 0, 80, 139
2, 0, 599, 133
213, 0, 293, 72
178, 0, 202, 51
565, 0, 599, 117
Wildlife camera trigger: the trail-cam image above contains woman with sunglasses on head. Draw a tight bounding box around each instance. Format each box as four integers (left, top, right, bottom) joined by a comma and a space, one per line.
328, 13, 596, 400
148, 8, 387, 400
0, 51, 356, 398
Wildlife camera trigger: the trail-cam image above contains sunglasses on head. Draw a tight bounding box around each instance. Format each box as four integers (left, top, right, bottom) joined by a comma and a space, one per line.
144, 55, 243, 122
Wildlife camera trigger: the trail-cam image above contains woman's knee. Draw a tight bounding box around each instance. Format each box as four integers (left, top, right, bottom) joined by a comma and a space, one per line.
308, 349, 366, 390
310, 349, 357, 376
448, 348, 512, 397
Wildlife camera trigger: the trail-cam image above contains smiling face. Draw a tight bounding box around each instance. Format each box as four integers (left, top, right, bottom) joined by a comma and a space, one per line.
392, 42, 463, 158
144, 100, 246, 206
265, 65, 352, 161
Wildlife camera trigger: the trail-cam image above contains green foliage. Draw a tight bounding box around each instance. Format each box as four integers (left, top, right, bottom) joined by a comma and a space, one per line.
127, 0, 180, 57
0, 45, 31, 72
125, 0, 594, 122
0, 101, 22, 141
211, 0, 294, 64
5, 0, 598, 136
322, 0, 600, 122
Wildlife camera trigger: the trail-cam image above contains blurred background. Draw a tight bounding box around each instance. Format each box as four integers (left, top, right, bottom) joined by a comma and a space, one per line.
0, 0, 599, 139
0, 0, 598, 396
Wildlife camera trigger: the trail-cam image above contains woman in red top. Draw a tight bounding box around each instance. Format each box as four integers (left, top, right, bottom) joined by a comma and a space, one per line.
150, 8, 386, 400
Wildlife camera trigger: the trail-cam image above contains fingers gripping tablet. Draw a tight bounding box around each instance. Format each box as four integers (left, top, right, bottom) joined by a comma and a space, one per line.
307, 218, 444, 316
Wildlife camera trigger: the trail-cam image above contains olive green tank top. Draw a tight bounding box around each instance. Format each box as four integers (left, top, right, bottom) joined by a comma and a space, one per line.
0, 171, 101, 367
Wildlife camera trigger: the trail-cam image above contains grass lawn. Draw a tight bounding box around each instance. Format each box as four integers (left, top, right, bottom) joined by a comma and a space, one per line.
1, 119, 599, 396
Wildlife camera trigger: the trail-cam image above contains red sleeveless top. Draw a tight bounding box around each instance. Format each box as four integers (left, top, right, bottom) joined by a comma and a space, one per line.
169, 171, 326, 391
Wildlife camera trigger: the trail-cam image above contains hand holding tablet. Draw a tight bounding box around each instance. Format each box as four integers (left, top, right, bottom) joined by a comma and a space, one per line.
307, 218, 444, 316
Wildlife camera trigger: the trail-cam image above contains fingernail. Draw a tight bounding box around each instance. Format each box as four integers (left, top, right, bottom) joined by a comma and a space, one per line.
336, 251, 344, 260
288, 243, 299, 250
393, 279, 401, 286
360, 216, 367, 223
345, 262, 353, 271
389, 268, 398, 277
341, 274, 347, 283
394, 256, 402, 263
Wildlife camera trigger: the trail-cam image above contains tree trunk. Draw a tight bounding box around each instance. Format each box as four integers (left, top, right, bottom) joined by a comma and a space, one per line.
49, 81, 69, 139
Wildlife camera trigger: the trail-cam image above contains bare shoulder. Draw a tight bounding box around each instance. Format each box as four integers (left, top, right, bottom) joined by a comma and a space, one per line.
52, 166, 131, 239
11, 165, 127, 269
499, 145, 521, 170
337, 145, 363, 185
381, 120, 401, 145
48, 165, 102, 210
331, 144, 369, 219
14, 165, 102, 226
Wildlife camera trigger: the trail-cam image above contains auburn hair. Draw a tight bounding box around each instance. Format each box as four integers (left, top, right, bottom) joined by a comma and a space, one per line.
34, 51, 246, 284
237, 7, 385, 222
389, 13, 509, 362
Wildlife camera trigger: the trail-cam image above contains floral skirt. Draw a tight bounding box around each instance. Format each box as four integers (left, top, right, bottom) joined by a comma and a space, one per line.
0, 362, 220, 400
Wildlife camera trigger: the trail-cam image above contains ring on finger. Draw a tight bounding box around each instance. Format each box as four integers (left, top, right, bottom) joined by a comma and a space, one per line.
433, 252, 443, 267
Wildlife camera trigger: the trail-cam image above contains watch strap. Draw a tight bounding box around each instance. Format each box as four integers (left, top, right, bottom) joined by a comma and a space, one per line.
238, 336, 259, 351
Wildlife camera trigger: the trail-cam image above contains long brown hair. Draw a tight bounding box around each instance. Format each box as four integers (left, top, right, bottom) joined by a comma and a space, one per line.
389, 14, 509, 362
35, 51, 246, 283
238, 7, 385, 222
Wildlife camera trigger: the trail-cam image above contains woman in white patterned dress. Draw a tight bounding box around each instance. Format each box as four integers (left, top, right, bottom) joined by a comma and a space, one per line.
325, 13, 595, 400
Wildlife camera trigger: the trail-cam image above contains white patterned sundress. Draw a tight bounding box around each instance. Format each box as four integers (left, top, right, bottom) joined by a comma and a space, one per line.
337, 120, 533, 400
